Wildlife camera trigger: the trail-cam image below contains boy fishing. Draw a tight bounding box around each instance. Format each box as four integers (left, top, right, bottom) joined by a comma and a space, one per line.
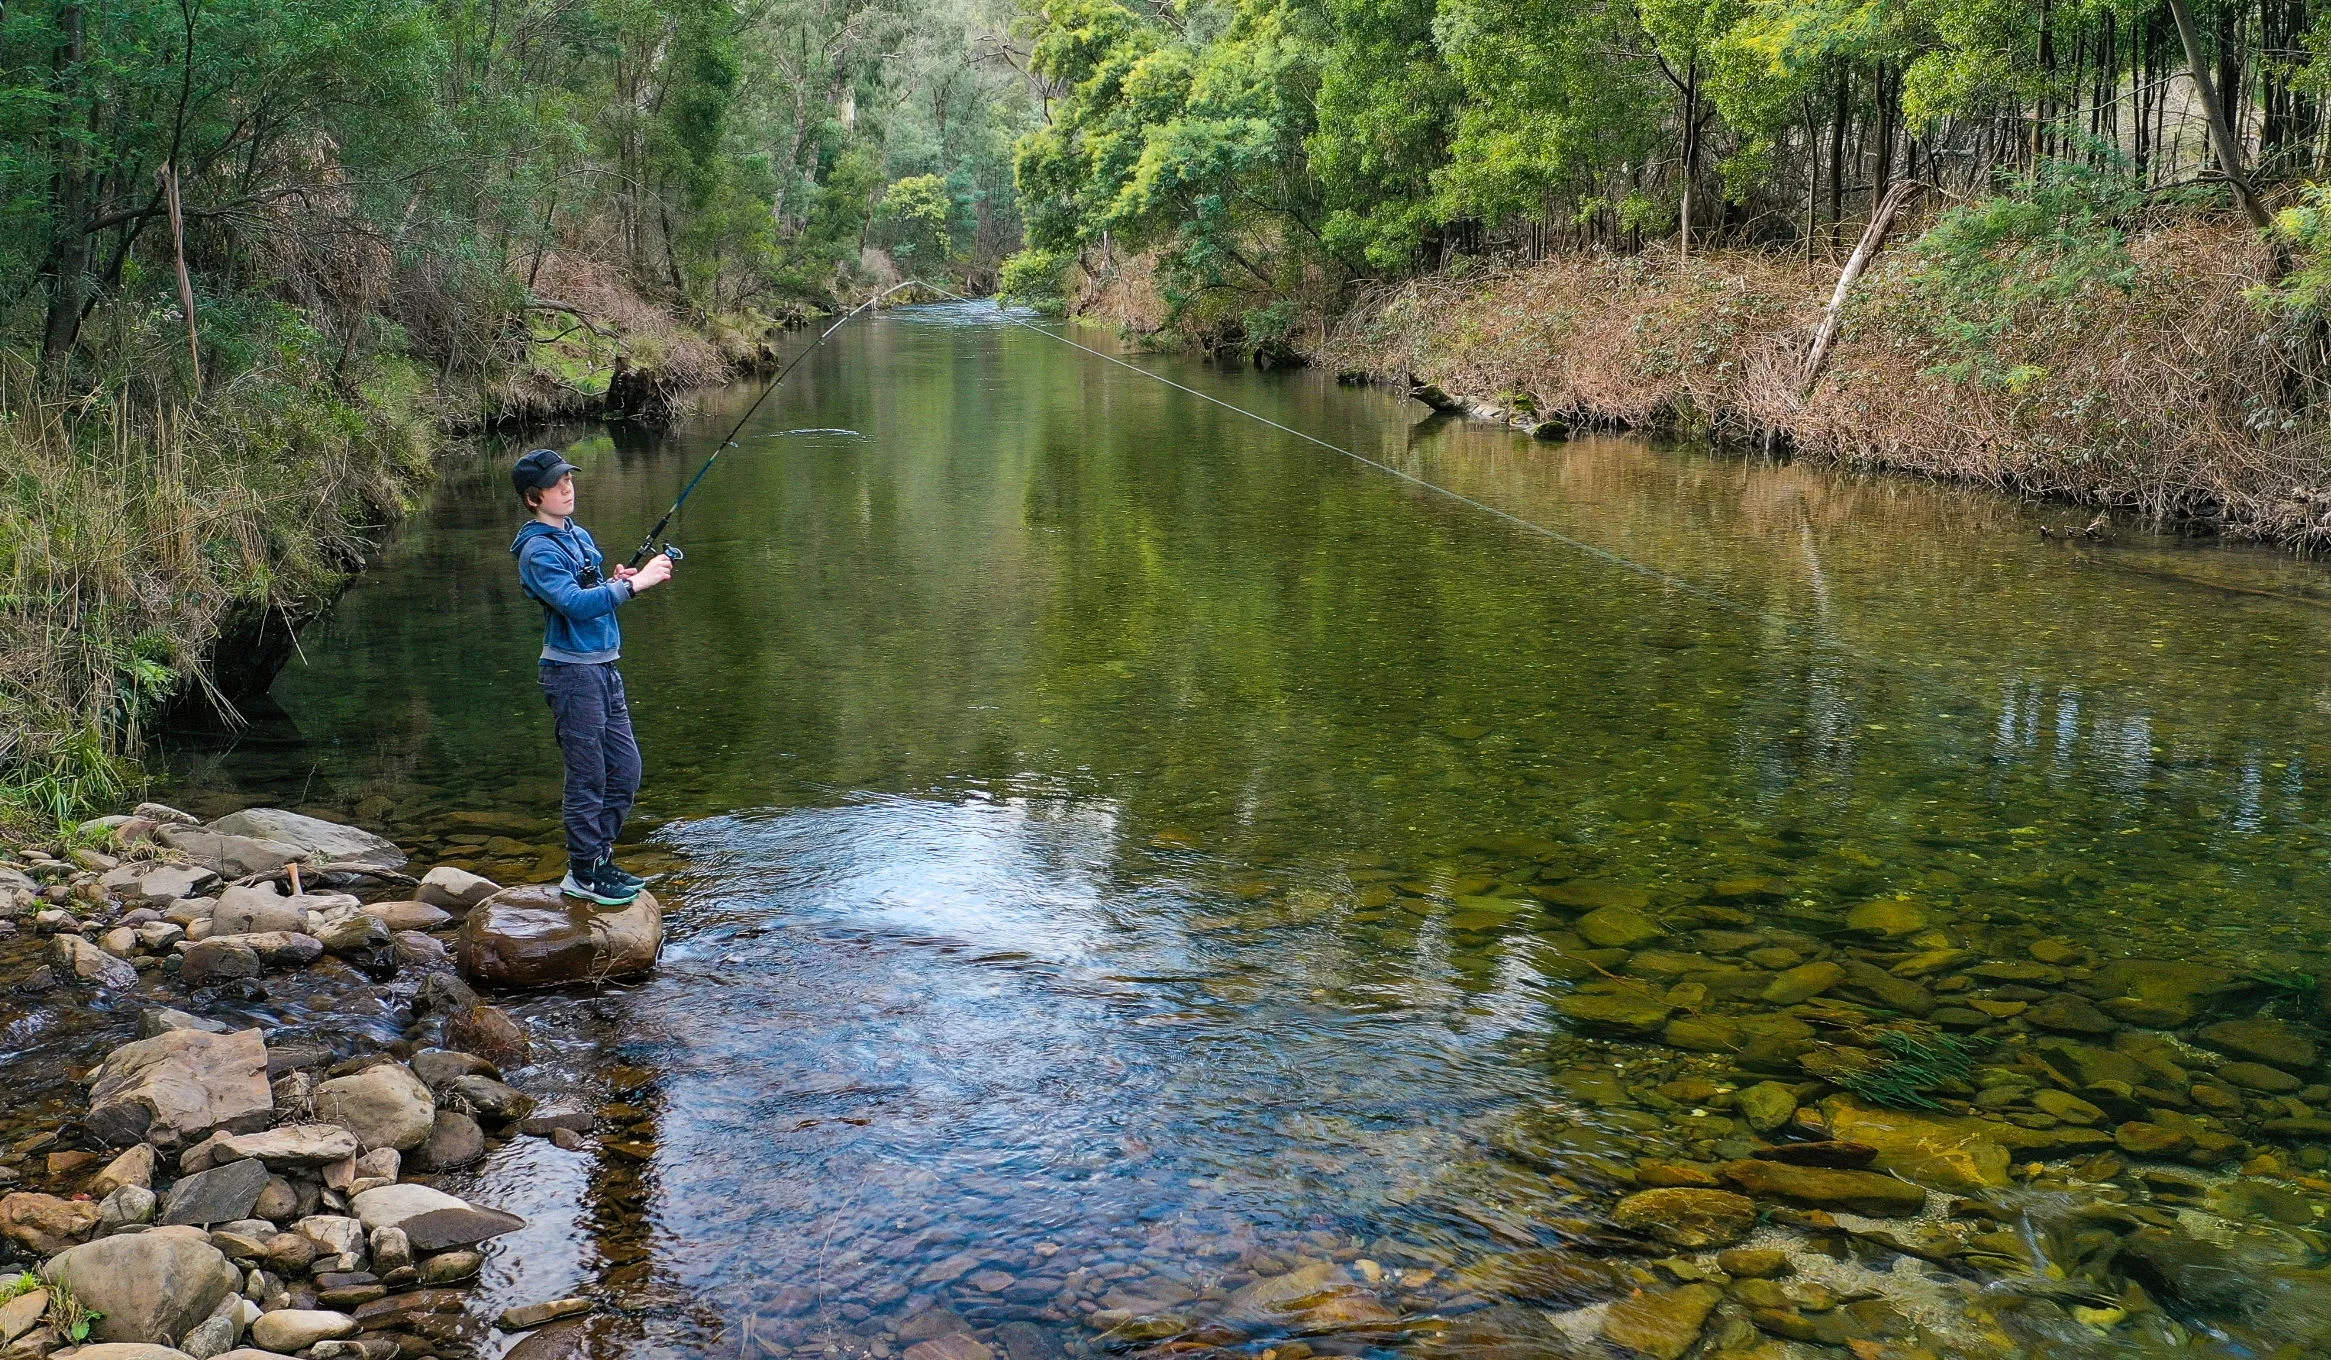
510, 448, 675, 906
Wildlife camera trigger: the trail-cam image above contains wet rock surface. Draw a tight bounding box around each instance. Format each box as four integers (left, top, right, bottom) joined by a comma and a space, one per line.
15, 789, 2331, 1360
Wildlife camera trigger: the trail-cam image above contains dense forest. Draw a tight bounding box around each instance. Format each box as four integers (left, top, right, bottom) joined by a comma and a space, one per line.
11, 0, 2331, 818
1003, 0, 2331, 345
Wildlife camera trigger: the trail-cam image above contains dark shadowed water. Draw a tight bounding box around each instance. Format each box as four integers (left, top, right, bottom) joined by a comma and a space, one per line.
123, 302, 2331, 1356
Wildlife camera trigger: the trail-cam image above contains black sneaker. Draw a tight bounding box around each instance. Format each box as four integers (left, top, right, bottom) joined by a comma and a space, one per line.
597, 857, 649, 895
561, 857, 639, 906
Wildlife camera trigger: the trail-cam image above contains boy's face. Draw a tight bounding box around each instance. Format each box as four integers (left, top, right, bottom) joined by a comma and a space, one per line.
536, 471, 577, 519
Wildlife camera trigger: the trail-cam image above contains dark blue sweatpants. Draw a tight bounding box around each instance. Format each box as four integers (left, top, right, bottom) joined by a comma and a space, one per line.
540, 661, 641, 863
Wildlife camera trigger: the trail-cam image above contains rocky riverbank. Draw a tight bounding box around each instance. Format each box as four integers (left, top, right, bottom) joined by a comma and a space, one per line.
0, 804, 662, 1360
13, 804, 2331, 1360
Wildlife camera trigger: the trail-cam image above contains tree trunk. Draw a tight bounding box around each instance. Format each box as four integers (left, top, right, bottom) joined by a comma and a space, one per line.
1678, 56, 1698, 262
1828, 70, 1849, 254
2165, 0, 2272, 228
1801, 179, 1922, 393
40, 2, 91, 386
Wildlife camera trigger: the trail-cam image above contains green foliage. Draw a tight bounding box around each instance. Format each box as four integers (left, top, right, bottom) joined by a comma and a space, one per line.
999, 246, 1074, 310
1896, 160, 2144, 387
1826, 1026, 1983, 1110
878, 173, 958, 264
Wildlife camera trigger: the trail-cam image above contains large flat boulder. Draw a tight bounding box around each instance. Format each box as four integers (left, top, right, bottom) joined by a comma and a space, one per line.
86, 1029, 273, 1149
158, 1157, 272, 1226
44, 1229, 238, 1345
458, 884, 661, 989
312, 1064, 435, 1152
153, 826, 306, 878
210, 885, 305, 936
349, 1184, 469, 1233
208, 809, 405, 869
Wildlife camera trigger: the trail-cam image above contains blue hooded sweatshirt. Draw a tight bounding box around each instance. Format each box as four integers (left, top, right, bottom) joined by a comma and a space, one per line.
512, 519, 634, 663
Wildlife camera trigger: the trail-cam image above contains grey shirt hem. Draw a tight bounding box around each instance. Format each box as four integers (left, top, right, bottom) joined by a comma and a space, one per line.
541, 646, 621, 664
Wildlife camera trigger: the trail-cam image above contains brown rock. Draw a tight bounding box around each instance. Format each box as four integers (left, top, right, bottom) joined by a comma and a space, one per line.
1600, 1284, 1721, 1360
1719, 1160, 1928, 1217
0, 1191, 100, 1255
1611, 1188, 1756, 1248
443, 1004, 531, 1065
457, 884, 662, 989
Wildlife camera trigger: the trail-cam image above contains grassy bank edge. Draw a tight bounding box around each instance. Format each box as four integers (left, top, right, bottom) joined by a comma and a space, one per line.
1305, 219, 2330, 548
0, 298, 803, 841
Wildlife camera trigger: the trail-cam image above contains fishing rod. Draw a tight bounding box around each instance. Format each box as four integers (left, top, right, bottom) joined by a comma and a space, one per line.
626, 279, 926, 568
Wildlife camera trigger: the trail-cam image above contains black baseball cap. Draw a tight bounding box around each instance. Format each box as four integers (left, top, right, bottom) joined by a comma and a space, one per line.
512, 448, 579, 498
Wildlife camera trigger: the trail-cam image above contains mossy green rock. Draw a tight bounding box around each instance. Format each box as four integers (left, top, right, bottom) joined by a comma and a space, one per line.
1540, 882, 1651, 912
1554, 989, 1674, 1036
1612, 1189, 1756, 1248
2089, 960, 2242, 1028
2197, 1019, 2318, 1072
1735, 1082, 1799, 1133
1819, 1098, 2011, 1191
1719, 1159, 1929, 1217
1844, 899, 1928, 938
1575, 905, 1665, 948
1599, 1283, 1721, 1360
1760, 962, 1843, 1005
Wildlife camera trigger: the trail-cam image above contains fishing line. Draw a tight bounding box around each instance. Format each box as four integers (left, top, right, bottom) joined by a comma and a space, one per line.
900, 282, 1810, 637
628, 280, 925, 567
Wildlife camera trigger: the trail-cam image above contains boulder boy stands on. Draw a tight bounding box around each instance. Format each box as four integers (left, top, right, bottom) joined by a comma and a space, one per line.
507, 449, 675, 909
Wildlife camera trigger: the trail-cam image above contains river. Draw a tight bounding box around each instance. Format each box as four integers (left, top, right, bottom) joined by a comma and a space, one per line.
134, 300, 2331, 1356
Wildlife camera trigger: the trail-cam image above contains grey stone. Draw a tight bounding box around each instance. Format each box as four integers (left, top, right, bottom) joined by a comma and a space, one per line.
161, 1159, 272, 1227
398, 1205, 525, 1254
209, 886, 304, 938
442, 1075, 532, 1122
43, 1229, 239, 1345
54, 933, 138, 989
178, 938, 261, 988
348, 1185, 466, 1233
416, 867, 499, 913
247, 1308, 359, 1351
408, 1111, 484, 1171
407, 1050, 497, 1090
179, 1315, 237, 1359
208, 809, 404, 867
153, 827, 307, 878
418, 1249, 483, 1283
87, 1029, 273, 1149
312, 1065, 434, 1153
363, 900, 454, 932
139, 1007, 230, 1039
98, 1184, 158, 1232
213, 1125, 358, 1168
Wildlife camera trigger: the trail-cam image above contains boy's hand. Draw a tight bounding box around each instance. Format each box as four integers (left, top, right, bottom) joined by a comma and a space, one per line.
630, 554, 674, 593
612, 564, 638, 581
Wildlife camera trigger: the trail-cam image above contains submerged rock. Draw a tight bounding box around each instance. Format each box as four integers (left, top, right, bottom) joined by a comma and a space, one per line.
1599, 1283, 1720, 1360
1573, 905, 1665, 949
1553, 989, 1673, 1036
1611, 1188, 1755, 1248
457, 884, 663, 988
1718, 1160, 1928, 1217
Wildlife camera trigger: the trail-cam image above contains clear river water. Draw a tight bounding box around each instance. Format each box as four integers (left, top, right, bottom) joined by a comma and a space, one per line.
111, 301, 2331, 1356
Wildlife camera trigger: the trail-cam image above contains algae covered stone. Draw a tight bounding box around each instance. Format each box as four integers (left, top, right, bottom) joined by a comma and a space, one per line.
1844, 898, 1928, 938
1719, 1159, 1928, 1217
1553, 988, 1673, 1036
1573, 905, 1665, 949
1599, 1283, 1721, 1360
1611, 1188, 1756, 1248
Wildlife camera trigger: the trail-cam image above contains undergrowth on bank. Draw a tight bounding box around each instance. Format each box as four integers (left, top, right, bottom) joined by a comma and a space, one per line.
1318, 198, 2331, 546
0, 309, 438, 836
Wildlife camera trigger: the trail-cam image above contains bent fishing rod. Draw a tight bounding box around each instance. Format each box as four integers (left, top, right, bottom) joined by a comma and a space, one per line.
626, 279, 927, 568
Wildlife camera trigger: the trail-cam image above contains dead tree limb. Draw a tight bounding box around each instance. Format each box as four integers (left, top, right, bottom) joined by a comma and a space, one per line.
1800, 179, 1925, 394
